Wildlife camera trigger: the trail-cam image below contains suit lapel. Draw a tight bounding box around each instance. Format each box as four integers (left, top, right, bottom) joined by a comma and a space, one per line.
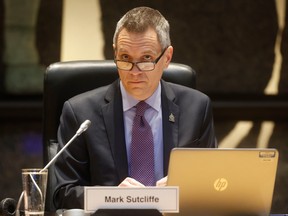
161, 81, 179, 175
102, 80, 128, 182
102, 80, 179, 180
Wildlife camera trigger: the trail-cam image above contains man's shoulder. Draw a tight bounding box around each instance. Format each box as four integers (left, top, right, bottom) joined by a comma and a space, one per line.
68, 81, 118, 105
163, 80, 210, 101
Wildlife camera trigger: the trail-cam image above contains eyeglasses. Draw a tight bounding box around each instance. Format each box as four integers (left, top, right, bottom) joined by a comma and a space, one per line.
114, 48, 167, 72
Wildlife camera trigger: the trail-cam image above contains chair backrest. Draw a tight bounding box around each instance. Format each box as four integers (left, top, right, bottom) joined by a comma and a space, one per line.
42, 60, 196, 211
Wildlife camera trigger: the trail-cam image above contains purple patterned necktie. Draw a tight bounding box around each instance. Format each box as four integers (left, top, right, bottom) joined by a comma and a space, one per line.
130, 101, 155, 186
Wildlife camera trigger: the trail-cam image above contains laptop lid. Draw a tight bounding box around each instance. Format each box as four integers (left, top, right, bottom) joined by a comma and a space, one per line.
166, 148, 279, 216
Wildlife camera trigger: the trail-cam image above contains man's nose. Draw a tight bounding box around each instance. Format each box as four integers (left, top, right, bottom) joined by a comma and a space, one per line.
130, 63, 142, 73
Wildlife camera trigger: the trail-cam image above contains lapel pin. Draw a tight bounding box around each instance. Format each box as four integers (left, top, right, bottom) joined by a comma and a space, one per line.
169, 113, 175, 123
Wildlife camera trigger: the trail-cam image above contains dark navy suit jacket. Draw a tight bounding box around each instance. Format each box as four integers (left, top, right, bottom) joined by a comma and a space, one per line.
53, 79, 217, 209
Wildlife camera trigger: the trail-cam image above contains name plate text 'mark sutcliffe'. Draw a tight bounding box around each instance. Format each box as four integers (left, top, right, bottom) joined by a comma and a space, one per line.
84, 186, 179, 213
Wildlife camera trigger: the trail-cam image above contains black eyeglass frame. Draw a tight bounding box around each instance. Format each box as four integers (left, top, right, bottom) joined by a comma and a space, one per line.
114, 47, 168, 72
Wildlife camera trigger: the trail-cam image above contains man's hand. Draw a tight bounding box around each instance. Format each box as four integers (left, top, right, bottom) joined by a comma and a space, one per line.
156, 176, 167, 187
118, 176, 168, 187
118, 177, 145, 187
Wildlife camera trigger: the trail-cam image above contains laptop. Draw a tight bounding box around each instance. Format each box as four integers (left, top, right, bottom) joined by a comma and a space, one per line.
166, 148, 279, 216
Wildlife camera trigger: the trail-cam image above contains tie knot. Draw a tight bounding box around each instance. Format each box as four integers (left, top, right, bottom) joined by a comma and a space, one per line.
135, 101, 150, 116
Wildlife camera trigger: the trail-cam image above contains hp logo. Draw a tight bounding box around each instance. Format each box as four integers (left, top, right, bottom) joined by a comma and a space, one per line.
214, 178, 228, 191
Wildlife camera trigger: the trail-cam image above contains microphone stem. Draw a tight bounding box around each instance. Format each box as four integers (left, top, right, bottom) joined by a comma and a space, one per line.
40, 133, 79, 173
15, 191, 23, 216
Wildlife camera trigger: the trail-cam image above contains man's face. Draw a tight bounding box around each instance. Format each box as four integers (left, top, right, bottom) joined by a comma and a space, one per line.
114, 28, 173, 101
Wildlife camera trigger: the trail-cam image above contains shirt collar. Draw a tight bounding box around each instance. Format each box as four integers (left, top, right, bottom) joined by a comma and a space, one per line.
120, 81, 161, 112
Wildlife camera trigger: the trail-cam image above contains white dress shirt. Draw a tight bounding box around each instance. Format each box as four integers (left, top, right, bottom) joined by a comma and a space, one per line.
120, 81, 164, 181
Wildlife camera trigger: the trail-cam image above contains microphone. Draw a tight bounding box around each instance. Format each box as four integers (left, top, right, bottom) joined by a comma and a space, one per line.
76, 120, 91, 136
15, 120, 92, 216
41, 119, 91, 172
0, 198, 16, 216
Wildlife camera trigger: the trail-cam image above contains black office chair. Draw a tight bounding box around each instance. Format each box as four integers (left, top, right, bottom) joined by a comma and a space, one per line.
42, 60, 196, 211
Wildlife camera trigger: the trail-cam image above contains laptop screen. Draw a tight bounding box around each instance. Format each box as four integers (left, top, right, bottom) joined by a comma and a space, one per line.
166, 148, 279, 216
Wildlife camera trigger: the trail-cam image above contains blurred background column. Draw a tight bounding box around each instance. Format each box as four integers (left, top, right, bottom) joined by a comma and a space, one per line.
3, 0, 44, 94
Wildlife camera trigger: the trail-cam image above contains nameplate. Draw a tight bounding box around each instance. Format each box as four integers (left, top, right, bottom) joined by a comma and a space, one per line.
84, 186, 179, 213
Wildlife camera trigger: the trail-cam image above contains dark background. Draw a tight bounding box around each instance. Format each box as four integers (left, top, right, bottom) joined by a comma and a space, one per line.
0, 0, 287, 213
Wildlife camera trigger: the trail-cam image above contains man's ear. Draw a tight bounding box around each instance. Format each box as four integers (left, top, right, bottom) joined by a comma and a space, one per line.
113, 44, 116, 55
164, 46, 174, 68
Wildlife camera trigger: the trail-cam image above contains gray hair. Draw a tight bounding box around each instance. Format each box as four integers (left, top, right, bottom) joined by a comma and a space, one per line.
113, 7, 171, 50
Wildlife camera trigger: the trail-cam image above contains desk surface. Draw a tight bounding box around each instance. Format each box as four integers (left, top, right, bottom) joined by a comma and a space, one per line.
48, 210, 288, 216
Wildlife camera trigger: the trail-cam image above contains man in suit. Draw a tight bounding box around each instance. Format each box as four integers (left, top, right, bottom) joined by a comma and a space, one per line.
53, 6, 217, 209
